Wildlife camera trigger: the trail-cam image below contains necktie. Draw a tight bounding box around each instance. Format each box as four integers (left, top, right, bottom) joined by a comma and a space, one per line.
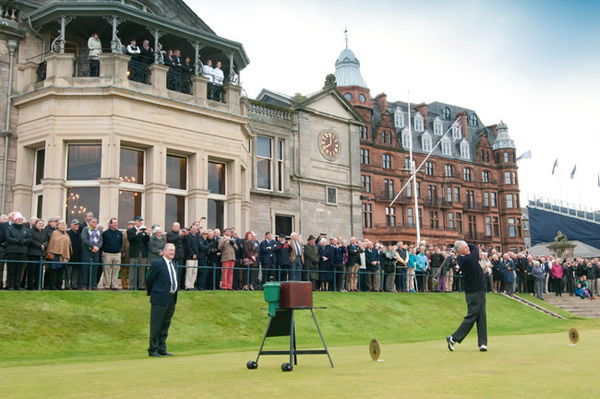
296, 241, 301, 257
168, 261, 177, 293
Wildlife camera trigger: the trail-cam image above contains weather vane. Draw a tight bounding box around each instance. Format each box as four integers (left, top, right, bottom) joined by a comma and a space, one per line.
344, 27, 348, 49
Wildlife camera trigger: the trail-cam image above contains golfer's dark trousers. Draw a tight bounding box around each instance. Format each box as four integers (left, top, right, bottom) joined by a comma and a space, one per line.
452, 291, 487, 347
148, 294, 177, 355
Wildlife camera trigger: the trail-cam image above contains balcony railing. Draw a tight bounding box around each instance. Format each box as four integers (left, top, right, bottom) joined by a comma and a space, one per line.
128, 59, 151, 85
248, 100, 294, 121
74, 58, 99, 77
167, 68, 192, 95
36, 61, 47, 83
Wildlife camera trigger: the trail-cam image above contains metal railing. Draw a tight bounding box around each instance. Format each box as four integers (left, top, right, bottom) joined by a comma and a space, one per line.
74, 58, 100, 77
127, 59, 151, 84
166, 67, 192, 94
36, 61, 47, 82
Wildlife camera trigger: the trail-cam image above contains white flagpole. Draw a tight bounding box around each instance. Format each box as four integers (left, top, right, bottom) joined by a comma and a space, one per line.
407, 95, 421, 247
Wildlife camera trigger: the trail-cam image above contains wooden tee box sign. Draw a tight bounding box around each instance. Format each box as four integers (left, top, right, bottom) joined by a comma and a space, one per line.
279, 281, 313, 309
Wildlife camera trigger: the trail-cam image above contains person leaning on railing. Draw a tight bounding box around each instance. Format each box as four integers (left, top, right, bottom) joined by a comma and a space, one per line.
99, 218, 125, 290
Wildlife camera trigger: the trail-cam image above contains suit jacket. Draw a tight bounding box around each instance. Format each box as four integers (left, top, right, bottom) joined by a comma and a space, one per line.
289, 240, 304, 264
258, 239, 276, 266
127, 227, 149, 258
146, 257, 178, 306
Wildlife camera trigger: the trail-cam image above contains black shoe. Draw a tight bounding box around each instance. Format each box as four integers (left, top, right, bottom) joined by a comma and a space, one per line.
446, 335, 455, 352
148, 352, 161, 357
158, 352, 174, 356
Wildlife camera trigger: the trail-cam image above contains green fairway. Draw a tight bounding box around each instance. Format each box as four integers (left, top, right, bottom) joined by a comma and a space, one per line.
1, 329, 598, 399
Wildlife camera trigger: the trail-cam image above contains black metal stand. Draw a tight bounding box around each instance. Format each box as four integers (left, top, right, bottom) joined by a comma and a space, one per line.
246, 307, 334, 372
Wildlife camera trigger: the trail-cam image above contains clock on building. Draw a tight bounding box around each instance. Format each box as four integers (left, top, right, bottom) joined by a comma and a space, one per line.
319, 131, 341, 160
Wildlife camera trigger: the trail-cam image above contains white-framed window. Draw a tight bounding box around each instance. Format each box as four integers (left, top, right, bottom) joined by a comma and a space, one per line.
452, 123, 461, 140
326, 186, 338, 205
483, 192, 490, 207
382, 154, 392, 169
207, 160, 227, 230
394, 108, 404, 128
65, 143, 102, 221
485, 216, 492, 236
482, 170, 490, 183
361, 175, 371, 192
360, 148, 370, 164
506, 193, 514, 209
407, 207, 414, 227
32, 147, 45, 218
508, 217, 516, 238
460, 140, 470, 159
444, 164, 453, 177
503, 152, 510, 163
256, 136, 273, 190
441, 137, 452, 155
385, 206, 396, 226
443, 107, 451, 120
362, 203, 372, 228
433, 117, 443, 136
277, 139, 285, 192
404, 157, 415, 171
454, 187, 461, 202
384, 178, 394, 199
421, 131, 432, 152
446, 186, 452, 202
402, 128, 411, 149
491, 192, 497, 207
119, 146, 145, 227
463, 167, 472, 182
360, 126, 368, 140
469, 113, 478, 126
165, 153, 188, 227
414, 112, 424, 132
448, 212, 455, 229
425, 161, 434, 175
504, 172, 511, 184
512, 172, 518, 185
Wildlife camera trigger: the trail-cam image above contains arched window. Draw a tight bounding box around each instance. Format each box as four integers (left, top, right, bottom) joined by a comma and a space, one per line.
421, 131, 432, 152
394, 108, 404, 128
469, 113, 478, 126
452, 123, 462, 140
444, 164, 454, 177
482, 170, 490, 183
443, 107, 451, 120
441, 136, 451, 155
460, 140, 470, 159
344, 92, 352, 101
382, 154, 392, 169
433, 117, 443, 135
402, 128, 411, 149
414, 112, 424, 132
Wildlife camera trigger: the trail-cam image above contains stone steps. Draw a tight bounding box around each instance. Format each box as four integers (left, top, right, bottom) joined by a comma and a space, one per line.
535, 295, 600, 318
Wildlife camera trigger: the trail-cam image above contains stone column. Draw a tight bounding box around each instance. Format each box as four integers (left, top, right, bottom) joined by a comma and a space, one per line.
98, 136, 120, 224
41, 136, 67, 220
224, 83, 241, 114
191, 75, 209, 103
149, 64, 168, 97
144, 144, 167, 227
44, 53, 75, 86
11, 144, 34, 216
188, 152, 208, 222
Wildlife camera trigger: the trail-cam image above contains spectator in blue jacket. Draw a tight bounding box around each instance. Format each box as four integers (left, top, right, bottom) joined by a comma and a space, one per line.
500, 254, 516, 296
415, 247, 429, 292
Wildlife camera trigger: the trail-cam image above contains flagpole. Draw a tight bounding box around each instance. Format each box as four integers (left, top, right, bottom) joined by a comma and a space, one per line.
407, 94, 421, 247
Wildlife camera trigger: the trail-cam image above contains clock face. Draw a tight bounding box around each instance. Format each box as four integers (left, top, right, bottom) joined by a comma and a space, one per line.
320, 131, 340, 160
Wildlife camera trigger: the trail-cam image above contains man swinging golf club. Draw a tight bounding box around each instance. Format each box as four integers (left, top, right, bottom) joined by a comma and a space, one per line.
446, 240, 488, 352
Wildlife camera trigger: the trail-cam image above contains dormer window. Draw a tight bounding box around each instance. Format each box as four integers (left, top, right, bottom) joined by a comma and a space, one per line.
452, 123, 462, 140
460, 139, 470, 159
414, 113, 424, 132
402, 128, 411, 149
394, 108, 404, 128
441, 136, 451, 155
433, 117, 443, 136
421, 131, 432, 152
443, 107, 451, 120
469, 113, 478, 126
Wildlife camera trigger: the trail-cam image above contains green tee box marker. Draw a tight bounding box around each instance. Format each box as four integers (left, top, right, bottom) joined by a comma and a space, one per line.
263, 281, 281, 317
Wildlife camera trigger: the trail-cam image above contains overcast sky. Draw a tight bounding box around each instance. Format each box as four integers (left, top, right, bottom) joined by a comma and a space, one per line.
190, 0, 600, 209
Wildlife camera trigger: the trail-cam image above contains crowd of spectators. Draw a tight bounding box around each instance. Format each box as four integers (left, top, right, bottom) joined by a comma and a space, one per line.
1, 210, 599, 299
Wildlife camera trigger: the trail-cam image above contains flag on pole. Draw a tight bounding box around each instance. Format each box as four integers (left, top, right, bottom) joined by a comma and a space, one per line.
551, 159, 558, 175
570, 164, 577, 179
516, 150, 532, 161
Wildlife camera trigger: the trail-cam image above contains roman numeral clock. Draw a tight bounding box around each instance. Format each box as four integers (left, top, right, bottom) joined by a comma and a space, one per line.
319, 131, 341, 161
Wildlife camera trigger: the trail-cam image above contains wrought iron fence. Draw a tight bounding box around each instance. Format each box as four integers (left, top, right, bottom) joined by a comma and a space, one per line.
167, 67, 192, 94
36, 61, 47, 82
74, 58, 100, 77
128, 59, 151, 84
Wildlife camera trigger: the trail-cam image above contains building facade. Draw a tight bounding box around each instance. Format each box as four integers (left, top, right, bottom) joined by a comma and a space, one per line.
335, 48, 525, 252
0, 0, 252, 230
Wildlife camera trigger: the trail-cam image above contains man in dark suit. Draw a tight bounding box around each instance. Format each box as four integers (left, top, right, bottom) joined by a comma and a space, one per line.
127, 216, 149, 289
258, 232, 277, 282
446, 240, 488, 352
146, 243, 178, 357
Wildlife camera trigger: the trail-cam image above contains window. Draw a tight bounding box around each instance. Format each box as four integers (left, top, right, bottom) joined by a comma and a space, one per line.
482, 171, 490, 183
359, 93, 367, 103
414, 112, 424, 132
523, 219, 529, 231
456, 212, 463, 233
407, 207, 414, 227
166, 154, 187, 190
517, 218, 523, 237
446, 186, 452, 202
468, 113, 478, 126
326, 186, 337, 205
466, 190, 475, 207
493, 217, 500, 236
67, 144, 101, 180
483, 192, 490, 207
385, 207, 396, 226
427, 185, 437, 203
207, 161, 227, 230
404, 157, 415, 171
165, 194, 185, 227
468, 215, 477, 237
361, 175, 371, 193
443, 107, 451, 120
382, 154, 392, 169
384, 179, 394, 200
433, 117, 443, 135
66, 187, 100, 220
119, 190, 142, 228
35, 148, 45, 185
344, 92, 352, 101
441, 137, 451, 155
444, 164, 453, 177
485, 216, 492, 237
394, 108, 404, 128
503, 152, 509, 163
508, 218, 516, 238
460, 140, 470, 159
506, 194, 514, 209
422, 132, 432, 152
430, 211, 439, 229
416, 181, 421, 198
275, 215, 294, 238
406, 180, 412, 198
362, 203, 372, 228
208, 162, 226, 195
360, 126, 368, 140
402, 129, 411, 149
207, 199, 224, 230
256, 136, 272, 190
120, 148, 144, 184
512, 172, 518, 185
515, 194, 520, 208
360, 148, 370, 164
454, 187, 460, 203
491, 192, 497, 207
481, 151, 489, 162
36, 195, 43, 218
452, 124, 461, 140
504, 172, 511, 184
448, 212, 455, 229
425, 161, 434, 175
463, 168, 472, 182
277, 139, 285, 192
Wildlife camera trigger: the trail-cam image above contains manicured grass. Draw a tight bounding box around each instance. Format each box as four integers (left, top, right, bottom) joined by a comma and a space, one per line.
1, 291, 598, 367
1, 330, 598, 399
